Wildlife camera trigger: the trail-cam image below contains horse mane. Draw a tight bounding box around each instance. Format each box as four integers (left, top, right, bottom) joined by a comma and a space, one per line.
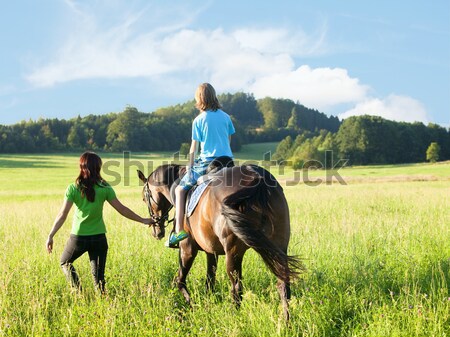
150, 164, 182, 187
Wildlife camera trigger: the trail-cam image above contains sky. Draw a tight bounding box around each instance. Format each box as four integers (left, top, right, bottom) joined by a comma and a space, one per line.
0, 0, 449, 127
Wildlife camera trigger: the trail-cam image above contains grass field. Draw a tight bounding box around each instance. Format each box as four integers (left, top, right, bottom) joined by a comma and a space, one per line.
0, 147, 449, 336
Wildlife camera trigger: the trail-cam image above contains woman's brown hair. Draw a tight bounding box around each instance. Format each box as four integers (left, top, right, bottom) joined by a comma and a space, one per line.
76, 152, 105, 202
195, 83, 222, 112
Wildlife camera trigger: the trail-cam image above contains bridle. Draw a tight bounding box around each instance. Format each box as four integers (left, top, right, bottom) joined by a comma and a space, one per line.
143, 181, 173, 228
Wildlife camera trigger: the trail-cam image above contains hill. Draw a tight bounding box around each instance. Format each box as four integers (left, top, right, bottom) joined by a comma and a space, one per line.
273, 115, 450, 166
0, 93, 339, 153
1, 94, 448, 167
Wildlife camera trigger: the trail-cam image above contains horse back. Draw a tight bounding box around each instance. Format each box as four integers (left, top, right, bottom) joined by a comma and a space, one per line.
189, 165, 290, 252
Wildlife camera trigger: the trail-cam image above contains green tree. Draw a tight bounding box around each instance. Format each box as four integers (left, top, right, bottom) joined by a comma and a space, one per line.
219, 92, 263, 127
39, 124, 60, 150
106, 106, 146, 151
287, 108, 299, 129
291, 139, 321, 169
320, 132, 337, 152
67, 122, 87, 150
179, 143, 190, 158
258, 98, 295, 129
273, 136, 293, 163
426, 142, 440, 163
427, 123, 450, 159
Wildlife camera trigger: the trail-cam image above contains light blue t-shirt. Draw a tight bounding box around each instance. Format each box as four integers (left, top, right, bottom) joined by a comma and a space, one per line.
192, 109, 235, 161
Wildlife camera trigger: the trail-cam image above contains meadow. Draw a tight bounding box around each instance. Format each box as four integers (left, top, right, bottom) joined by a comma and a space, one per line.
0, 145, 449, 337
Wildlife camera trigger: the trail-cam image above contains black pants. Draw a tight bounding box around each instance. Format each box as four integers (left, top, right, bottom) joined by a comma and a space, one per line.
60, 233, 108, 293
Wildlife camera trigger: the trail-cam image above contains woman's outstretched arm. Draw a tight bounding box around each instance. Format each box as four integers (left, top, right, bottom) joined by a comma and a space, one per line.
108, 198, 152, 224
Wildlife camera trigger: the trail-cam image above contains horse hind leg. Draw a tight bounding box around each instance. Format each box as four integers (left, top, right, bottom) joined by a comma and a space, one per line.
277, 278, 291, 321
225, 252, 244, 307
206, 253, 218, 293
276, 245, 293, 321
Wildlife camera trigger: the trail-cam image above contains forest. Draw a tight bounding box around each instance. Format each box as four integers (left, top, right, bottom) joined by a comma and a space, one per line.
273, 115, 450, 167
0, 92, 448, 165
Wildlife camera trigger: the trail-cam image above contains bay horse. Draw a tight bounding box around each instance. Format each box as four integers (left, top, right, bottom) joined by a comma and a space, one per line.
137, 163, 302, 319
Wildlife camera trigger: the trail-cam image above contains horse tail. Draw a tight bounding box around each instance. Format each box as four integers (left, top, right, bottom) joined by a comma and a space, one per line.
221, 166, 302, 282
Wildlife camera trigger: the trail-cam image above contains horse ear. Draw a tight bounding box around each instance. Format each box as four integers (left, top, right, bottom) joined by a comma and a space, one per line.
137, 170, 147, 183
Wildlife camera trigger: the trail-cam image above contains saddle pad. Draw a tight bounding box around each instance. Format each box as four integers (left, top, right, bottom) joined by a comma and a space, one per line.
186, 179, 212, 217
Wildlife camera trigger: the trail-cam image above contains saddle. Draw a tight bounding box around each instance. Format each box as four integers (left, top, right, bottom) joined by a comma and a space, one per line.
169, 156, 235, 217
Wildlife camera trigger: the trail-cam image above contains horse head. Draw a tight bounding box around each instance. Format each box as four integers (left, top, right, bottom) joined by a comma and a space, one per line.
137, 165, 181, 240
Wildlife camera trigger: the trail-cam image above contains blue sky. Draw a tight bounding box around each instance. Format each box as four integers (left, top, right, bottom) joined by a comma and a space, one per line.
0, 0, 449, 126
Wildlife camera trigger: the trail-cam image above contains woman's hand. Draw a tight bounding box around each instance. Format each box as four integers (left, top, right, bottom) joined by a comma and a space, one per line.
142, 218, 154, 226
46, 200, 72, 254
46, 236, 54, 254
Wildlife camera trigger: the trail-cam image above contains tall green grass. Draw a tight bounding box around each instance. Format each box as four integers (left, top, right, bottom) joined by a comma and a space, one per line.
0, 151, 449, 336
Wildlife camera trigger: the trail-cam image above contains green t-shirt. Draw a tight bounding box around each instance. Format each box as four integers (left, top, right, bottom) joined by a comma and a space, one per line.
65, 182, 116, 236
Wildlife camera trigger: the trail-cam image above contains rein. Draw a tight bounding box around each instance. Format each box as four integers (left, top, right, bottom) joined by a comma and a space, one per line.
144, 181, 174, 228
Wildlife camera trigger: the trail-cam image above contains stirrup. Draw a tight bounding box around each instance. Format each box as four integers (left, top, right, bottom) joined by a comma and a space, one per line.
165, 230, 188, 248
165, 229, 178, 249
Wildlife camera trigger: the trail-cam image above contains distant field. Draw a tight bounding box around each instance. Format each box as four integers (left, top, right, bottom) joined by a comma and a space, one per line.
337, 161, 450, 178
0, 146, 449, 336
235, 142, 450, 182
234, 142, 279, 160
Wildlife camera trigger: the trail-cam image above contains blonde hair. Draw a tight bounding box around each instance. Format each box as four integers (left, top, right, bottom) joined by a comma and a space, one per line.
195, 83, 221, 111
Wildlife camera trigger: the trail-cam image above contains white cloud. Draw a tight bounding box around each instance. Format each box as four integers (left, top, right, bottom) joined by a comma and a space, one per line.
25, 8, 352, 110
26, 6, 173, 86
249, 65, 369, 110
232, 24, 327, 56
25, 2, 324, 89
27, 26, 298, 91
339, 95, 430, 123
156, 28, 295, 90
24, 1, 431, 124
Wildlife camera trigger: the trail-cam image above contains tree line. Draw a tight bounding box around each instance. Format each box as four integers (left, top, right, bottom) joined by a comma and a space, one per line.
0, 93, 340, 153
2, 93, 447, 165
273, 115, 450, 167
